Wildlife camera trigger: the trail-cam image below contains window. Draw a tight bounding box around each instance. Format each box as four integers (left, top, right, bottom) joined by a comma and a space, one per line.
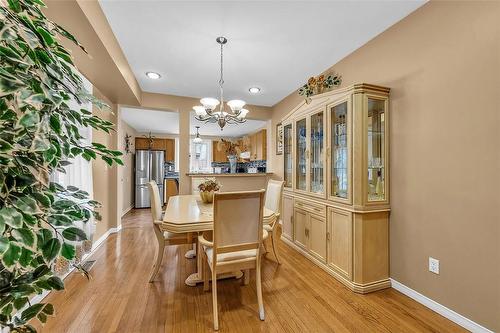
189, 139, 212, 172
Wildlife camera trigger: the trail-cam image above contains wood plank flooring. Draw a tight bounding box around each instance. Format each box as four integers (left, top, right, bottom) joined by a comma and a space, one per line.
33, 209, 466, 332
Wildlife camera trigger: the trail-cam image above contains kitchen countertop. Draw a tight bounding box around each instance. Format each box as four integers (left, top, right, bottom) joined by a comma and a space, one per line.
186, 173, 273, 177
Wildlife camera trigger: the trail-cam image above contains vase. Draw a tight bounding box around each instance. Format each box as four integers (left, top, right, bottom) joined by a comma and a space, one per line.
228, 155, 237, 173
200, 190, 215, 203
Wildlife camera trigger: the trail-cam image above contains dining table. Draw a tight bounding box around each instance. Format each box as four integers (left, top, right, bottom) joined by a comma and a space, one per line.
162, 194, 276, 286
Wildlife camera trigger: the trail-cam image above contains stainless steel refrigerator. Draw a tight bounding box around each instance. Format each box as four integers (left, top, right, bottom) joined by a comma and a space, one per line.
135, 150, 164, 208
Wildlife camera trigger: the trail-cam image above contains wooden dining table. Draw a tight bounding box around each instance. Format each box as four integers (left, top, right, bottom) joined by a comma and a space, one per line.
162, 194, 276, 286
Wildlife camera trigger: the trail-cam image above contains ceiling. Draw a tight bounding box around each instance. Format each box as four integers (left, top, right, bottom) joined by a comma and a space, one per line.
99, 1, 426, 107
121, 107, 267, 137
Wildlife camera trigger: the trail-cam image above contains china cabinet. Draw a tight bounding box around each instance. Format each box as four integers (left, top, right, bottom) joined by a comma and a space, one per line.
280, 83, 390, 294
283, 123, 293, 188
294, 109, 326, 197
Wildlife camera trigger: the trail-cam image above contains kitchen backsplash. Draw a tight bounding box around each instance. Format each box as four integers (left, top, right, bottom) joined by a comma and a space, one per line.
211, 160, 267, 173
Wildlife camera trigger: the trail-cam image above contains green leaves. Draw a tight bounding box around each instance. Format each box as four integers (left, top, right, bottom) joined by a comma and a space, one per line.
3, 243, 21, 267
12, 228, 35, 248
41, 238, 60, 262
62, 227, 87, 241
17, 111, 40, 128
1, 0, 124, 330
61, 243, 75, 260
0, 207, 23, 228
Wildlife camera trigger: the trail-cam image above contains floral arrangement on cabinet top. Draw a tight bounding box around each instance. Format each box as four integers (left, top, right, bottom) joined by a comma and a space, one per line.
298, 72, 342, 103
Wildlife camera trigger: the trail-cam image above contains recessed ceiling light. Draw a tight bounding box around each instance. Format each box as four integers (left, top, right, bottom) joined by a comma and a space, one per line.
146, 72, 161, 80
249, 87, 261, 94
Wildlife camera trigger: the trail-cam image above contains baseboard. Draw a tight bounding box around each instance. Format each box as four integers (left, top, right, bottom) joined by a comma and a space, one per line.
29, 225, 123, 306
390, 279, 494, 333
121, 205, 133, 217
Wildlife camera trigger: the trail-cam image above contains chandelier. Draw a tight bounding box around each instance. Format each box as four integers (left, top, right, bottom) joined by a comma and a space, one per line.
193, 36, 249, 130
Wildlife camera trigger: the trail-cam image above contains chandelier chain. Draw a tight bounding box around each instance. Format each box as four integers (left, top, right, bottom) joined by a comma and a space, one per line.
219, 41, 224, 114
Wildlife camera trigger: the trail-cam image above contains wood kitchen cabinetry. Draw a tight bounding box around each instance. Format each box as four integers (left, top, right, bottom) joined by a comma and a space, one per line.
134, 137, 175, 162
280, 83, 390, 294
212, 141, 228, 163
249, 129, 267, 161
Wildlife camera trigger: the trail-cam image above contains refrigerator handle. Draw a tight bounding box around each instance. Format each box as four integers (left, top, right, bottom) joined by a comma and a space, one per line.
149, 151, 153, 185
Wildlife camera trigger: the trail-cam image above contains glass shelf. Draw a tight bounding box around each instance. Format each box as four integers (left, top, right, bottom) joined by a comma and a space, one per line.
296, 118, 307, 191
283, 124, 293, 188
367, 98, 386, 202
310, 111, 324, 194
330, 101, 348, 199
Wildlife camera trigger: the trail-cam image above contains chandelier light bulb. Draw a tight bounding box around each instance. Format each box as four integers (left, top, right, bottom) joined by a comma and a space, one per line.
227, 99, 246, 112
193, 106, 207, 117
200, 97, 220, 111
238, 109, 249, 119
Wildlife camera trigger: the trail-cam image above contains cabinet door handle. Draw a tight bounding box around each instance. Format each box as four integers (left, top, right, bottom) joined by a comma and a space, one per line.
291, 216, 294, 224
326, 232, 330, 241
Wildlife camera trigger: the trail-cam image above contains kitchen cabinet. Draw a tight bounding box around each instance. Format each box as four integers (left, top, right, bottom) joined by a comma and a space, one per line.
165, 139, 175, 162
135, 137, 175, 162
212, 141, 228, 163
134, 137, 150, 150
248, 129, 267, 161
280, 83, 390, 294
164, 179, 178, 203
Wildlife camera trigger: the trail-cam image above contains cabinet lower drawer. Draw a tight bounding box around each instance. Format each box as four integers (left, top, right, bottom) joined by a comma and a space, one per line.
294, 199, 326, 216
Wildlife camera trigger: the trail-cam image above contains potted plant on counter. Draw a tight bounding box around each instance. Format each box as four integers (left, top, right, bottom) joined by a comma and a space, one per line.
198, 178, 221, 203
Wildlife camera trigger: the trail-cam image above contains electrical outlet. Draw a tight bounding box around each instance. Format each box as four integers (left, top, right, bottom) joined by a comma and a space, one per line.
429, 257, 440, 274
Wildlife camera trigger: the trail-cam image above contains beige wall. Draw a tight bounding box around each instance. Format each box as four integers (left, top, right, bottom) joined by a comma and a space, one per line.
270, 2, 500, 330
118, 120, 138, 215
92, 88, 119, 241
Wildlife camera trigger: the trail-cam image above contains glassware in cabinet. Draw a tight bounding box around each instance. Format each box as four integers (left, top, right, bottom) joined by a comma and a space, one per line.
309, 111, 324, 194
295, 118, 307, 191
283, 123, 293, 188
367, 98, 386, 201
330, 102, 348, 199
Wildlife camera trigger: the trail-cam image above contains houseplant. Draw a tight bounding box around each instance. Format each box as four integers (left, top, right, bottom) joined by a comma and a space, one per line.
0, 0, 122, 331
197, 178, 220, 203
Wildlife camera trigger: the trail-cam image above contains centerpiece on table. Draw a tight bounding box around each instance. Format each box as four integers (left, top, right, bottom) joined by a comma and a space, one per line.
198, 177, 221, 203
217, 139, 243, 173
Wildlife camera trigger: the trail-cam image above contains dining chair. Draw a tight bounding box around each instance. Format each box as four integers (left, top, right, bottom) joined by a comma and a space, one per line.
262, 179, 284, 264
198, 190, 266, 330
147, 181, 193, 282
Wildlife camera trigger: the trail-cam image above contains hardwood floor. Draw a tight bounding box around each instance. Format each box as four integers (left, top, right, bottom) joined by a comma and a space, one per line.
33, 209, 465, 332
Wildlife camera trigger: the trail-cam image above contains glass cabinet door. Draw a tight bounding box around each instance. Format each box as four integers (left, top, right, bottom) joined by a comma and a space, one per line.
283, 123, 293, 188
331, 102, 348, 199
295, 118, 307, 191
310, 111, 324, 194
367, 98, 386, 201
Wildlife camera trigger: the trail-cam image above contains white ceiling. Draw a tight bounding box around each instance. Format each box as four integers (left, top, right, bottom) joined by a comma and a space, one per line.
121, 107, 267, 137
99, 1, 425, 106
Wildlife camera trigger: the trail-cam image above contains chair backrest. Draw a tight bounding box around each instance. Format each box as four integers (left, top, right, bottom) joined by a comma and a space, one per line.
213, 190, 265, 254
264, 179, 284, 216
147, 181, 162, 221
